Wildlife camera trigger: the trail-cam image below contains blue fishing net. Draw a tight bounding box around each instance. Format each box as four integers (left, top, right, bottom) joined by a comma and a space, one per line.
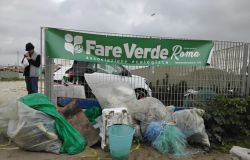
152, 123, 186, 157
144, 121, 165, 143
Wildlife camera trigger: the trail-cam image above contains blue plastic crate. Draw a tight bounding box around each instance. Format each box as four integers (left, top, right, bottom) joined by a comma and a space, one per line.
57, 97, 101, 109
174, 106, 186, 112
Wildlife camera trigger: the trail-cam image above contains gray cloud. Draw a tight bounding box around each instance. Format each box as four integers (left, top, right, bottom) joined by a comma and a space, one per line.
0, 0, 250, 65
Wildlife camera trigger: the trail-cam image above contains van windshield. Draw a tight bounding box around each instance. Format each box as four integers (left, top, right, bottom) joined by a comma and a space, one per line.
96, 64, 123, 75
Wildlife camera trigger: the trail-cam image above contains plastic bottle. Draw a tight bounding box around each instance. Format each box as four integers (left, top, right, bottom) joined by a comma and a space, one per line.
62, 76, 68, 86
75, 76, 79, 85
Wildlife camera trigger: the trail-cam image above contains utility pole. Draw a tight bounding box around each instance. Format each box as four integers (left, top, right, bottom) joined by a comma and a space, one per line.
16, 51, 20, 74
17, 51, 20, 66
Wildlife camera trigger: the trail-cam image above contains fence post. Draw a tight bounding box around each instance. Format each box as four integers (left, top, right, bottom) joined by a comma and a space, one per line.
242, 44, 249, 96
44, 28, 55, 104
246, 44, 250, 96
44, 56, 54, 101
40, 27, 44, 94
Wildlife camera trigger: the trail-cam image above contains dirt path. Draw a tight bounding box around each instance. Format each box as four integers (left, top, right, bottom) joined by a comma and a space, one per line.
0, 143, 231, 160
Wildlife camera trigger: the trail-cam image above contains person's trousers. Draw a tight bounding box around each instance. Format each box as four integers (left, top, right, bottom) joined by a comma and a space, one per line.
25, 77, 38, 94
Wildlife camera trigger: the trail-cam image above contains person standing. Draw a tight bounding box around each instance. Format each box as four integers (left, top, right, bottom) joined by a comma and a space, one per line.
21, 42, 41, 94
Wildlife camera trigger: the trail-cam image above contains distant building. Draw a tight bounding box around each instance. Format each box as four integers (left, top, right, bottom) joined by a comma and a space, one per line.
131, 66, 241, 92
0, 65, 24, 79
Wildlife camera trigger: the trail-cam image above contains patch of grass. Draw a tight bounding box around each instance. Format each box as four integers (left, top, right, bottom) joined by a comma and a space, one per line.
211, 137, 250, 153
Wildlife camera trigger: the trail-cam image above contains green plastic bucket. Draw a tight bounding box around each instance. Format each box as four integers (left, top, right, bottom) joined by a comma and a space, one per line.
108, 124, 135, 160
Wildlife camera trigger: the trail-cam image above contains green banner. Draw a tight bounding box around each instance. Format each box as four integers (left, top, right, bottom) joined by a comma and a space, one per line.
45, 28, 214, 66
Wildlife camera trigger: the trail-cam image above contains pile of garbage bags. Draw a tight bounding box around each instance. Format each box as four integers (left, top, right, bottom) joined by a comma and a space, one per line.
88, 81, 211, 155
0, 80, 210, 157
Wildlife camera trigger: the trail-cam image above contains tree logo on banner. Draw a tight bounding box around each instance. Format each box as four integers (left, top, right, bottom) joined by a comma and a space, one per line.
64, 33, 83, 54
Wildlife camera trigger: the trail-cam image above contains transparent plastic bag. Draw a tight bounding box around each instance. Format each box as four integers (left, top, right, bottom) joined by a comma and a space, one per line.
0, 101, 18, 134
18, 93, 86, 155
173, 108, 210, 147
132, 97, 174, 133
7, 102, 62, 154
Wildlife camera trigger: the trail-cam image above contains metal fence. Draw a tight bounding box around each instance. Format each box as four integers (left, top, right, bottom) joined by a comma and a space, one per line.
42, 33, 250, 107
130, 42, 250, 106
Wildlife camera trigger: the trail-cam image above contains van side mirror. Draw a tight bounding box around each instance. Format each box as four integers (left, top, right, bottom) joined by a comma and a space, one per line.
120, 70, 130, 76
86, 68, 94, 73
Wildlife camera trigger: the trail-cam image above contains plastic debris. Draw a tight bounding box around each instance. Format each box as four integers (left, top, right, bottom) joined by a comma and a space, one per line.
100, 107, 133, 150
84, 106, 102, 125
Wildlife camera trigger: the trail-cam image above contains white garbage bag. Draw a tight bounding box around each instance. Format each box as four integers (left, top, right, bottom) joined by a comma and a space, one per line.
173, 108, 210, 147
7, 102, 62, 154
87, 81, 137, 109
230, 146, 250, 160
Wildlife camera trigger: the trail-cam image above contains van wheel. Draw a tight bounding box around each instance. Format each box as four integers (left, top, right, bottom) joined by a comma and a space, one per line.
135, 89, 148, 99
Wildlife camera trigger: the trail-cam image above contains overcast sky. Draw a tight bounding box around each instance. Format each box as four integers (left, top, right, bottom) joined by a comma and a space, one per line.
0, 0, 250, 65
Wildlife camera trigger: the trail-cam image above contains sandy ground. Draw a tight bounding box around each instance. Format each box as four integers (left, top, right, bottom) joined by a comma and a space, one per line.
0, 81, 27, 107
0, 81, 232, 160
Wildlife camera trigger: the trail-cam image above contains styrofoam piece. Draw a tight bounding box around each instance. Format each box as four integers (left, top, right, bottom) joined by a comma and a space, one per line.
100, 107, 133, 150
54, 84, 86, 99
53, 84, 86, 104
230, 146, 250, 160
